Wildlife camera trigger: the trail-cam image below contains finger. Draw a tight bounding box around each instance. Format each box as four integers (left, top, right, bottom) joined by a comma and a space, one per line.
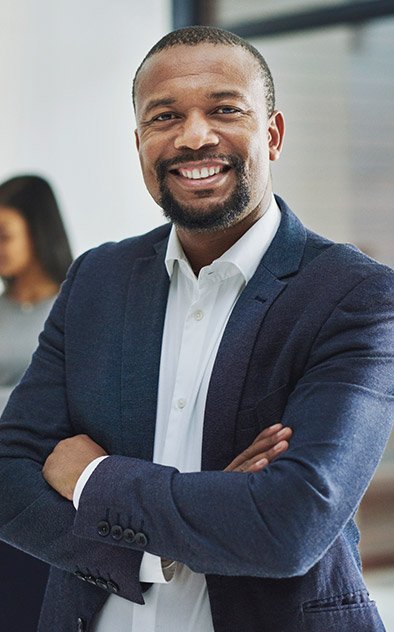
251, 427, 292, 456
224, 426, 292, 472
237, 427, 292, 466
251, 423, 283, 444
248, 457, 269, 472
239, 440, 290, 473
258, 439, 289, 464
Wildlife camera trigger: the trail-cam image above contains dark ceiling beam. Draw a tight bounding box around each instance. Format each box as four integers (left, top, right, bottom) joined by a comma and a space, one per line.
172, 0, 213, 29
223, 0, 394, 39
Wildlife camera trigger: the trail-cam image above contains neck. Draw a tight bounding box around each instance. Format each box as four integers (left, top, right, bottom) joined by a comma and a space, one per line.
176, 198, 271, 276
6, 265, 59, 305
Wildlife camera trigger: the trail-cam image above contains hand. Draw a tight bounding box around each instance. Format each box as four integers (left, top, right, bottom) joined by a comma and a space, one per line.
42, 434, 107, 501
224, 423, 292, 473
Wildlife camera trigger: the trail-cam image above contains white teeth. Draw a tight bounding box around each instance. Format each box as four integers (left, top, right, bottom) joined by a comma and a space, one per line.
179, 165, 224, 180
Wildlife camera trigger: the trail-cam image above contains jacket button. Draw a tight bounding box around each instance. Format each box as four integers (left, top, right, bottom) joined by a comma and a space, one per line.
95, 577, 108, 590
110, 524, 124, 540
77, 617, 85, 632
97, 520, 110, 536
74, 570, 86, 582
134, 531, 148, 547
123, 528, 135, 543
85, 574, 97, 585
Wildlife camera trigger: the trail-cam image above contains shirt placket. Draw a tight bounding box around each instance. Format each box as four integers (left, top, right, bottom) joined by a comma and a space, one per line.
161, 272, 219, 472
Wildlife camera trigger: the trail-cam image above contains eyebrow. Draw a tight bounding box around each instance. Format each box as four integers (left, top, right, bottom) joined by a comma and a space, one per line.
143, 98, 176, 116
207, 90, 247, 102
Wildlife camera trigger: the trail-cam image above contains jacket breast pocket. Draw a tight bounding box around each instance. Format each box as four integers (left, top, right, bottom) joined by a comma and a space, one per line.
235, 384, 289, 451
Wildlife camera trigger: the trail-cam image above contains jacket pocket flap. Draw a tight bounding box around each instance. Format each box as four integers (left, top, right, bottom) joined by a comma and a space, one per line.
237, 384, 289, 430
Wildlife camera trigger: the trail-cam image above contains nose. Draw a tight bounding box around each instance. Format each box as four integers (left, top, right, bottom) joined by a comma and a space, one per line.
174, 111, 219, 151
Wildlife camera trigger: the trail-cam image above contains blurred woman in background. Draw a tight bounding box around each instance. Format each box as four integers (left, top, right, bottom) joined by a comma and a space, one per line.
0, 175, 73, 409
0, 174, 73, 632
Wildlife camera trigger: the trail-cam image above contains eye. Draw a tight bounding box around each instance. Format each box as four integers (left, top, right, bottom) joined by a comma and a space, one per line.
152, 112, 178, 122
215, 106, 241, 115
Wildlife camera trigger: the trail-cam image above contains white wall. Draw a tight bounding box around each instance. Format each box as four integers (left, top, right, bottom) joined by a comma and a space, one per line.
0, 0, 171, 256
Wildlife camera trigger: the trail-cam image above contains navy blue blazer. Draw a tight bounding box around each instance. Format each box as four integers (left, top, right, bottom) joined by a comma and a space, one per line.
0, 197, 393, 632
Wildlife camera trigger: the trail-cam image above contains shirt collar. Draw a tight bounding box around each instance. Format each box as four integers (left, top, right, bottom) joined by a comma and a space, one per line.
165, 194, 281, 283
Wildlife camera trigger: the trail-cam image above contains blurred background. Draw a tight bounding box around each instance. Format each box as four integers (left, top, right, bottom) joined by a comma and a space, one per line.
1, 0, 393, 626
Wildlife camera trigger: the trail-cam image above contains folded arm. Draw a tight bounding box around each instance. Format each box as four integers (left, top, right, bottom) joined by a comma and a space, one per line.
72, 270, 394, 578
0, 261, 393, 599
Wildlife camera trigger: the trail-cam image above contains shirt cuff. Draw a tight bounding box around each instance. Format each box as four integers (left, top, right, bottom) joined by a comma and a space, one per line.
140, 552, 176, 583
73, 455, 109, 509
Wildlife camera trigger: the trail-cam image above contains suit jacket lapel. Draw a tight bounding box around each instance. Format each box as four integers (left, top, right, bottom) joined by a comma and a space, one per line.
119, 198, 306, 468
202, 198, 307, 470
120, 236, 169, 461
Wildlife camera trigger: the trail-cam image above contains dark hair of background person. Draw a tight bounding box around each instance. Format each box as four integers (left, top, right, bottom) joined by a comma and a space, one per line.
0, 175, 73, 286
132, 25, 276, 116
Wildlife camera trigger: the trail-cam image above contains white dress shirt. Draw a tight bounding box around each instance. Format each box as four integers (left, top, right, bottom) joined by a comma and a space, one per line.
74, 196, 281, 631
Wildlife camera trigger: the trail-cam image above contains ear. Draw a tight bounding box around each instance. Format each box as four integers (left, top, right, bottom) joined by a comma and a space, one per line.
267, 111, 285, 161
134, 129, 140, 151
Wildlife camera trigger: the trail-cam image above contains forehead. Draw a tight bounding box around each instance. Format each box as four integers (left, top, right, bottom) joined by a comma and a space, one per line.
0, 207, 24, 227
135, 43, 265, 115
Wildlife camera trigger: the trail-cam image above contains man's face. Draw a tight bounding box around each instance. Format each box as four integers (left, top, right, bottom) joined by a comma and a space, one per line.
134, 43, 283, 231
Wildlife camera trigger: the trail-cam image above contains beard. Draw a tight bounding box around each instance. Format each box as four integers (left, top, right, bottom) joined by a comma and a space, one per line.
155, 152, 250, 231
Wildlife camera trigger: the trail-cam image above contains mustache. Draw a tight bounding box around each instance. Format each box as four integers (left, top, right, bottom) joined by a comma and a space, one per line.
155, 152, 243, 178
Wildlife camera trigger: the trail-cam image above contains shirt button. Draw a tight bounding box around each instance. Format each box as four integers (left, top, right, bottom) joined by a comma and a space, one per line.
193, 310, 204, 321
177, 398, 187, 409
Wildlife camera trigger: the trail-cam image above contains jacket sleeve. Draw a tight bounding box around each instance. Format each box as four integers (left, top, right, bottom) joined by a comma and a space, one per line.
0, 253, 146, 604
73, 269, 394, 579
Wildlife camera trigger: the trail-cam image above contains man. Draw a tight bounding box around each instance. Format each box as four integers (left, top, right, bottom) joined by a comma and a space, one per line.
0, 25, 393, 632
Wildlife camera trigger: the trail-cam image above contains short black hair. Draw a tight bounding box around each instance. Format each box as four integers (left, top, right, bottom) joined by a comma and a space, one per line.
132, 25, 275, 116
0, 175, 73, 286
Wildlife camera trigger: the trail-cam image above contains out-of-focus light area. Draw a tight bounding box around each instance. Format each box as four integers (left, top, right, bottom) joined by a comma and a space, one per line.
0, 0, 171, 256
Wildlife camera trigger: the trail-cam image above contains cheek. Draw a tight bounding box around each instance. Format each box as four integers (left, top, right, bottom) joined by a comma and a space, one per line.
139, 153, 158, 194
7, 237, 34, 270
138, 142, 163, 198
247, 138, 270, 178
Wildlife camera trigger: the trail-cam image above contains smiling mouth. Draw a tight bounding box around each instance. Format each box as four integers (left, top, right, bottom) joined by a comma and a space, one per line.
169, 163, 230, 181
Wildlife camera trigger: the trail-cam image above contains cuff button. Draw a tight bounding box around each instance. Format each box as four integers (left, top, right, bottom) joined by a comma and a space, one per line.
107, 580, 119, 594
123, 528, 136, 543
77, 617, 86, 632
97, 520, 110, 537
134, 532, 148, 547
95, 577, 108, 590
110, 524, 124, 540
